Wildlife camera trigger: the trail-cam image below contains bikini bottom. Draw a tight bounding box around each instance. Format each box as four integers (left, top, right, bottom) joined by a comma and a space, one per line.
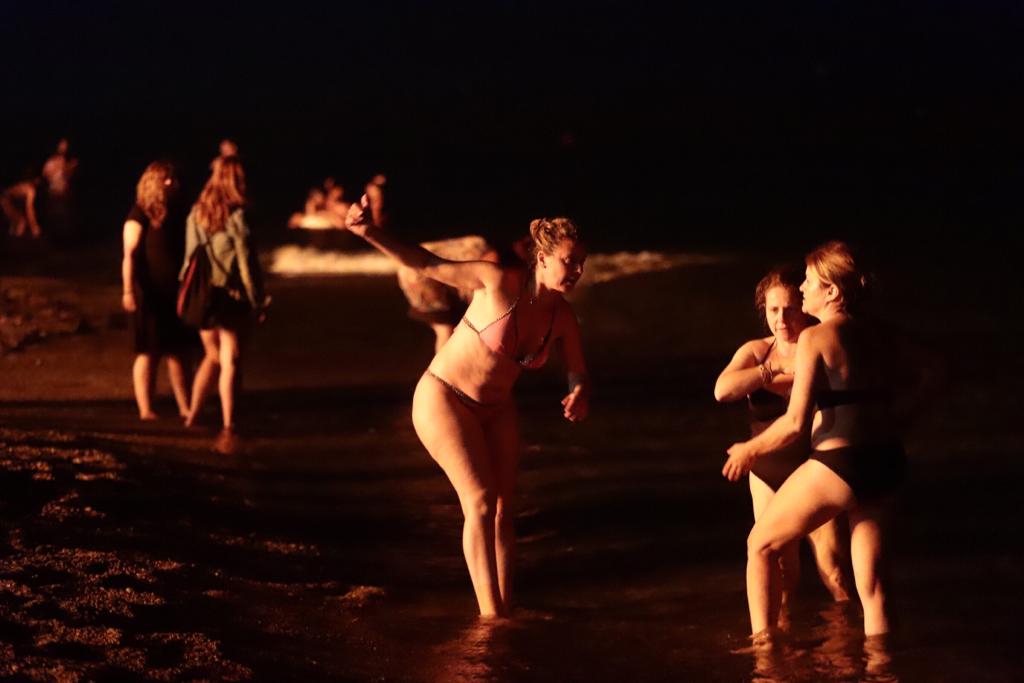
424, 370, 507, 421
750, 443, 808, 492
810, 442, 906, 502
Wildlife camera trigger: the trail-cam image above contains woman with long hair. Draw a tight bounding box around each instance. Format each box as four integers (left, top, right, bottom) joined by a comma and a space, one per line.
723, 241, 917, 639
121, 161, 192, 419
180, 156, 265, 442
715, 265, 850, 607
346, 200, 590, 617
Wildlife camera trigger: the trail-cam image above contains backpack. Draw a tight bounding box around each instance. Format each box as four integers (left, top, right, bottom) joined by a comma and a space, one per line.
177, 233, 213, 328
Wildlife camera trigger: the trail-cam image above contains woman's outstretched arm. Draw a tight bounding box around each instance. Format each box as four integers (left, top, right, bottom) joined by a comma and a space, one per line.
346, 197, 502, 293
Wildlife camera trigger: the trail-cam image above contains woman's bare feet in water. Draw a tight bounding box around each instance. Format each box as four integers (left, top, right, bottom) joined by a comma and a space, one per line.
730, 626, 785, 654
214, 427, 240, 455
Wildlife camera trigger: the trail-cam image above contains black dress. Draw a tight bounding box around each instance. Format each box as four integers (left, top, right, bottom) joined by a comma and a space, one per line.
127, 204, 193, 355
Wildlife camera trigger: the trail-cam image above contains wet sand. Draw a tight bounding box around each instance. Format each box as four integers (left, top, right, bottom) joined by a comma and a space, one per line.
0, 246, 1021, 681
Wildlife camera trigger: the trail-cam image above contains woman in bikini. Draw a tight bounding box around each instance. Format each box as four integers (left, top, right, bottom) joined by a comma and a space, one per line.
346, 199, 590, 618
715, 265, 850, 608
724, 241, 918, 638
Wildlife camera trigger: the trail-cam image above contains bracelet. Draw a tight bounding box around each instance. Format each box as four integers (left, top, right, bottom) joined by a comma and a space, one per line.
758, 363, 772, 386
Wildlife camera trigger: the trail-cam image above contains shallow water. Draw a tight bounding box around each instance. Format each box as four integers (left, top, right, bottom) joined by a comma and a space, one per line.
0, 251, 1020, 680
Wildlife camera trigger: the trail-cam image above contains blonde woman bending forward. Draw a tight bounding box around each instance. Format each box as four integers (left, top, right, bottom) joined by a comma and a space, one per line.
347, 200, 590, 617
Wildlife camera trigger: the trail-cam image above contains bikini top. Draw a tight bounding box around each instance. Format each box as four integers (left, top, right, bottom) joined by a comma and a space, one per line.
816, 386, 888, 409
747, 339, 788, 422
462, 292, 557, 370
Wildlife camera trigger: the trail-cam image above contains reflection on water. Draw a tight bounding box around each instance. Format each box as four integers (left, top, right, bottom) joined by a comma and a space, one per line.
432, 618, 508, 683
738, 602, 899, 683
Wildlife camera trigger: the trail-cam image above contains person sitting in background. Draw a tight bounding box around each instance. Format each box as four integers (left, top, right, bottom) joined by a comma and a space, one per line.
287, 178, 351, 244
323, 179, 350, 224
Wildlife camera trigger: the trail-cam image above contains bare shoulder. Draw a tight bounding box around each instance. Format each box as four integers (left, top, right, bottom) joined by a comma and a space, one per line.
750, 336, 774, 355
800, 320, 842, 350
554, 295, 579, 326
734, 337, 771, 364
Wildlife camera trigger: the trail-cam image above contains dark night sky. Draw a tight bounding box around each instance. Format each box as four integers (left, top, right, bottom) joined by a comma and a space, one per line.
2, 1, 1023, 250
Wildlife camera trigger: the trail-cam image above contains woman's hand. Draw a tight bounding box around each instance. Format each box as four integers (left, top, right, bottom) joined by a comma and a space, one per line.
255, 295, 272, 324
722, 442, 754, 481
344, 195, 372, 236
561, 384, 589, 422
122, 292, 136, 312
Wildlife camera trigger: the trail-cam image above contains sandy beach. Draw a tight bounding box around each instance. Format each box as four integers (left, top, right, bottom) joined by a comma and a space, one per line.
0, 243, 1020, 681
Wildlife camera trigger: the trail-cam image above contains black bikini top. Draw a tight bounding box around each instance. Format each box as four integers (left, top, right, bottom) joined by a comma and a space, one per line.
815, 387, 888, 409
749, 389, 788, 422
747, 339, 789, 422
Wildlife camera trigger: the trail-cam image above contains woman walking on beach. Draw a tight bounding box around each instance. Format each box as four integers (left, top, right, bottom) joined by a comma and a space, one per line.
180, 156, 266, 443
723, 241, 914, 638
346, 200, 590, 617
121, 161, 193, 420
715, 265, 850, 607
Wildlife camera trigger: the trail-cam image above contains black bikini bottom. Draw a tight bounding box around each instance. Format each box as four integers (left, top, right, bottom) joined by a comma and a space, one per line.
810, 442, 906, 502
750, 444, 807, 492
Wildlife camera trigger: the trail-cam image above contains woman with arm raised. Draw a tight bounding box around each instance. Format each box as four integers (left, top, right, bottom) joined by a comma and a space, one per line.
346, 200, 590, 617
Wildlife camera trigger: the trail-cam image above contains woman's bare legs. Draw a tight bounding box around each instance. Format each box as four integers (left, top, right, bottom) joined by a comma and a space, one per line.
848, 502, 891, 636
807, 518, 852, 602
749, 475, 787, 621
166, 354, 190, 418
746, 461, 854, 635
185, 329, 220, 427
217, 328, 241, 429
412, 374, 505, 617
132, 353, 158, 420
484, 400, 519, 611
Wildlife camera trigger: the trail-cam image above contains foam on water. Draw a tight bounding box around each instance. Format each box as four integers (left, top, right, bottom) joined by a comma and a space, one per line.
270, 245, 728, 284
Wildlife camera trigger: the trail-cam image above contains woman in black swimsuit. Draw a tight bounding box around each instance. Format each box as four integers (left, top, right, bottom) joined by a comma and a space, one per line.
723, 241, 911, 639
715, 266, 850, 608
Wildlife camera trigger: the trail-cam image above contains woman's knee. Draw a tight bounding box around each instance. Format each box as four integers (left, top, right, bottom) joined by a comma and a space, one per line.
746, 526, 782, 561
494, 496, 514, 529
462, 490, 498, 525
